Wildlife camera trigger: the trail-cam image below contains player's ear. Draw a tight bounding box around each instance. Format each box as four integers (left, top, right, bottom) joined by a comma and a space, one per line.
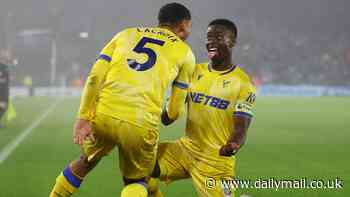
230, 39, 236, 48
226, 31, 235, 48
176, 20, 191, 41
228, 34, 236, 48
179, 19, 191, 28
183, 20, 192, 33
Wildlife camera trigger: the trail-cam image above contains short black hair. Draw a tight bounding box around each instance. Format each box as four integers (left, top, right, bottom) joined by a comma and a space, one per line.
208, 19, 238, 39
158, 3, 191, 25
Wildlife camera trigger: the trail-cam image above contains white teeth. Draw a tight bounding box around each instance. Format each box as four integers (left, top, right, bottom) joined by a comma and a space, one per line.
209, 48, 218, 51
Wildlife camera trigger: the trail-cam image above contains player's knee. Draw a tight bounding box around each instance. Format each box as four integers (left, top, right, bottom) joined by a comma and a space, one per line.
121, 182, 148, 197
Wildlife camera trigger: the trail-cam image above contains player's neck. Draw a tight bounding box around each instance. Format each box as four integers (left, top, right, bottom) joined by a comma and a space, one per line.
210, 59, 233, 71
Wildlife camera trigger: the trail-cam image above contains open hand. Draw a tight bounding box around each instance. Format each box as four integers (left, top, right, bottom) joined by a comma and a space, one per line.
73, 119, 95, 146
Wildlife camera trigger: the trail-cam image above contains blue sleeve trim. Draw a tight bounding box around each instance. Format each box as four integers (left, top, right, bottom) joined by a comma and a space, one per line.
173, 81, 188, 89
63, 166, 82, 188
234, 111, 253, 118
98, 54, 112, 62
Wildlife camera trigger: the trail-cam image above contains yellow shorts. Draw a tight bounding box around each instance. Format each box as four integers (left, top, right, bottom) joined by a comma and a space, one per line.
82, 113, 159, 179
157, 141, 235, 197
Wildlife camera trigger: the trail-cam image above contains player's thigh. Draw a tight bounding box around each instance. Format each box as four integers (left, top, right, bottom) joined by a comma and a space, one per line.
81, 114, 115, 163
191, 169, 235, 197
157, 141, 191, 182
116, 121, 159, 179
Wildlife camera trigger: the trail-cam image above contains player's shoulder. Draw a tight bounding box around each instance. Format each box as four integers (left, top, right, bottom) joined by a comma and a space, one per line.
195, 62, 209, 71
234, 66, 250, 80
233, 65, 255, 86
168, 34, 193, 58
190, 62, 208, 78
115, 27, 139, 37
180, 40, 193, 52
107, 27, 136, 43
175, 41, 194, 66
183, 43, 195, 59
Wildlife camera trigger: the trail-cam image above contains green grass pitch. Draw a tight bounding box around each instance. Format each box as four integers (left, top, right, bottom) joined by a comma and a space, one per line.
0, 96, 348, 197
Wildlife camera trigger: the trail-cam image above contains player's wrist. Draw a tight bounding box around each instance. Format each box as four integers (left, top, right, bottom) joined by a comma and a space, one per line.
76, 118, 89, 122
226, 142, 240, 148
220, 142, 241, 156
77, 112, 91, 121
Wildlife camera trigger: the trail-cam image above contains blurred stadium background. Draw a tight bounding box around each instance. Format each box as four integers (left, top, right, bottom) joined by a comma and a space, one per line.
0, 0, 349, 196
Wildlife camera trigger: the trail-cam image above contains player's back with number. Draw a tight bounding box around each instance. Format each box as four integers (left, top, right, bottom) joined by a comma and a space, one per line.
50, 3, 193, 197
97, 27, 195, 129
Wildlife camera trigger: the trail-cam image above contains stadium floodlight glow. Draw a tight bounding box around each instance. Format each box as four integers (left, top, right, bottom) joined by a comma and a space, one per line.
79, 32, 89, 38
12, 59, 18, 66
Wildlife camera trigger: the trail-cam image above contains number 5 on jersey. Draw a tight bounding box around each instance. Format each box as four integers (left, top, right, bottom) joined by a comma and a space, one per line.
127, 37, 165, 71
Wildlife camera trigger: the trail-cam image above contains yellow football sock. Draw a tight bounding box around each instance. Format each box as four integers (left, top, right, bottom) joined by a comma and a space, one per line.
120, 183, 148, 197
49, 167, 82, 197
148, 178, 163, 197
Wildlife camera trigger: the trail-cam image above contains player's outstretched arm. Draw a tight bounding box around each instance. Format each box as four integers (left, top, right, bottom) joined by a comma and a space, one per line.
164, 49, 195, 125
74, 36, 117, 145
220, 115, 251, 156
78, 37, 116, 121
220, 80, 256, 156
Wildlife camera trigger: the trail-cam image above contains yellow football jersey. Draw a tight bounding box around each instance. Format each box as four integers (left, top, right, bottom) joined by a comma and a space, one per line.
180, 62, 256, 170
78, 27, 195, 130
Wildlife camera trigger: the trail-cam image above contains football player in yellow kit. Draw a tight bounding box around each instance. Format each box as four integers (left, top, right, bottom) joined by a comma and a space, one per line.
49, 3, 195, 197
149, 19, 257, 197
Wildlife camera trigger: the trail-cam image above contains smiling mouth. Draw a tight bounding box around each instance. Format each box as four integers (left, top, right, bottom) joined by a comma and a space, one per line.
208, 47, 219, 58
208, 47, 218, 52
